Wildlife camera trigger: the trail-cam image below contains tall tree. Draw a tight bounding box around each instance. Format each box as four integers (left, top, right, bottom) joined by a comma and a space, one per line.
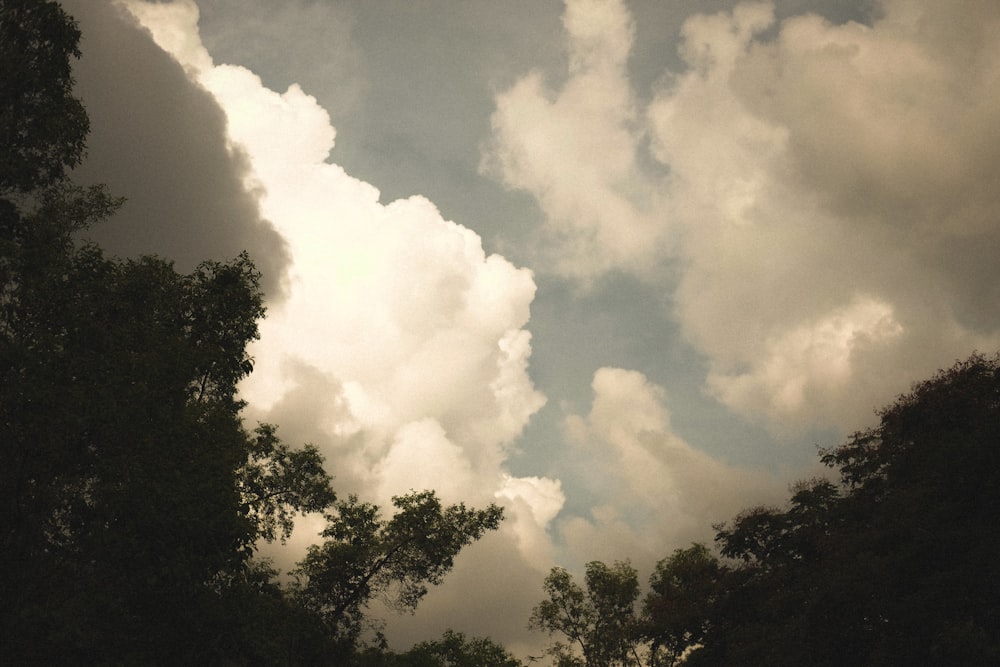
642, 544, 726, 667
0, 242, 340, 662
1, 3, 509, 663
0, 0, 88, 194
530, 561, 644, 667
294, 491, 504, 655
692, 353, 1000, 666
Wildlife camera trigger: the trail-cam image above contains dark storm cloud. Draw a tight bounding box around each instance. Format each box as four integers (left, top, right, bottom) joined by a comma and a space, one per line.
62, 0, 290, 298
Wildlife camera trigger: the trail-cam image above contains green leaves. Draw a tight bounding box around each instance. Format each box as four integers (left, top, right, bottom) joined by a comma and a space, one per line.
239, 423, 337, 544
530, 561, 643, 667
294, 491, 503, 646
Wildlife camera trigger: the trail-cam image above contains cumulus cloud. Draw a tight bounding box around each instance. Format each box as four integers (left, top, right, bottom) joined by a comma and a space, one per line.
707, 296, 904, 424
655, 0, 1000, 431
119, 0, 557, 589
487, 0, 1000, 434
496, 474, 566, 569
192, 0, 365, 125
482, 0, 667, 280
559, 368, 782, 570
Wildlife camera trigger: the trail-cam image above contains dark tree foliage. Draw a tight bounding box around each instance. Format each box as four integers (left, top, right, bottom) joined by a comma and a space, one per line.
642, 544, 726, 667
241, 423, 338, 544
690, 353, 1000, 666
530, 560, 644, 667
354, 629, 525, 667
402, 629, 525, 667
0, 232, 338, 662
294, 491, 504, 656
0, 0, 88, 194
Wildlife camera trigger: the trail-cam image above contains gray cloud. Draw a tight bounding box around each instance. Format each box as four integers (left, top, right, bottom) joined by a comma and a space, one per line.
63, 0, 290, 298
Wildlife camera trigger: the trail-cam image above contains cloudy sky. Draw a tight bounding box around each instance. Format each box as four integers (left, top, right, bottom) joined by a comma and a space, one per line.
64, 0, 1000, 657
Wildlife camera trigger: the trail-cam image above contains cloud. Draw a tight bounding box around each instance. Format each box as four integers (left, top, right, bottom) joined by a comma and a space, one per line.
655, 0, 1000, 431
62, 0, 290, 297
487, 0, 1000, 435
375, 529, 552, 657
482, 0, 668, 280
558, 368, 782, 570
496, 474, 566, 569
112, 3, 568, 655
119, 0, 557, 589
706, 296, 904, 427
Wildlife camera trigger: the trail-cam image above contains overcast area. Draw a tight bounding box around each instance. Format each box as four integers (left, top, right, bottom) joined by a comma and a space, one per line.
63, 0, 1000, 657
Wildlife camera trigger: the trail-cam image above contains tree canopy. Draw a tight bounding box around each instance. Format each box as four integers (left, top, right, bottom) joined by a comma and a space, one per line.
0, 0, 88, 194
354, 629, 525, 667
530, 560, 644, 667
527, 353, 1000, 667
295, 491, 504, 653
693, 353, 1000, 666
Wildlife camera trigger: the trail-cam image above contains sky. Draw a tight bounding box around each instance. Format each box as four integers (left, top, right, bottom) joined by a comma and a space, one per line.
63, 0, 1000, 658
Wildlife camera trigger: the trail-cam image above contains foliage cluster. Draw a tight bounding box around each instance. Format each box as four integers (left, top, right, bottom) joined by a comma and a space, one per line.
529, 353, 1000, 666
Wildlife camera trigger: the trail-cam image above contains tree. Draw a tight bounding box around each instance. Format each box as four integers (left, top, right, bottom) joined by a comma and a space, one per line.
0, 0, 88, 194
396, 629, 525, 667
350, 629, 524, 667
0, 4, 339, 661
0, 244, 342, 663
240, 423, 338, 544
294, 490, 504, 653
691, 353, 1000, 666
530, 561, 644, 667
815, 352, 1000, 664
642, 544, 726, 667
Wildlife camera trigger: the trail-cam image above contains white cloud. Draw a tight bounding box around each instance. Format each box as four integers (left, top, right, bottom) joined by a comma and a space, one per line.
375, 419, 477, 501
559, 368, 781, 569
79, 0, 1000, 655
707, 297, 904, 429
487, 0, 1000, 435
119, 0, 213, 73
123, 0, 557, 576
656, 0, 1000, 432
483, 0, 667, 280
496, 474, 566, 569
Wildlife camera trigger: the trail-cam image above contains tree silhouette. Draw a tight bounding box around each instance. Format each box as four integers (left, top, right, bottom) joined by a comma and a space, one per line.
693, 353, 1000, 666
